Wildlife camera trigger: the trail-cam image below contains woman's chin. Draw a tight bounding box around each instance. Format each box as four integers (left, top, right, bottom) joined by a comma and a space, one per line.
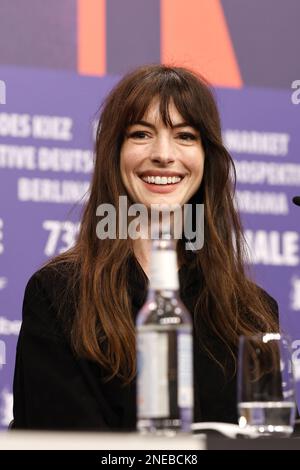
143, 197, 184, 209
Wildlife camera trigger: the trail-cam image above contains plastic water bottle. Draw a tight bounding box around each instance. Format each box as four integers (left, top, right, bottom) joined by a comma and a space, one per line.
136, 234, 193, 435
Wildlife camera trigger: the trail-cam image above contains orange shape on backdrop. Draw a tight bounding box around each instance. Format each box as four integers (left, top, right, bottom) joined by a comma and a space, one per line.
77, 0, 106, 76
161, 0, 243, 88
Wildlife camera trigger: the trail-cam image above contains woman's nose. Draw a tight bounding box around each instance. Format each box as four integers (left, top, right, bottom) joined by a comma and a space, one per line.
149, 137, 175, 165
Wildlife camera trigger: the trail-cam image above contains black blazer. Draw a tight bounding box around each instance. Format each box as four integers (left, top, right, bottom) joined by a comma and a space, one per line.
13, 260, 278, 430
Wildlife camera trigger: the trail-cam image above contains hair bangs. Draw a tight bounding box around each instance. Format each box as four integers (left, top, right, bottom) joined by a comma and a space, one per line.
121, 69, 201, 131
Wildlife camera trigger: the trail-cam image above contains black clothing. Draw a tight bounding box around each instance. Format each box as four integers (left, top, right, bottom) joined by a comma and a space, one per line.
13, 260, 278, 430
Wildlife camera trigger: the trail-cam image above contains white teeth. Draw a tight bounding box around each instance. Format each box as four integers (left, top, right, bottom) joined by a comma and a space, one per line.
141, 175, 182, 185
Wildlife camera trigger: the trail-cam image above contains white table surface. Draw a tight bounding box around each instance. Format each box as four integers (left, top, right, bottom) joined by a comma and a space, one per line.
0, 430, 206, 450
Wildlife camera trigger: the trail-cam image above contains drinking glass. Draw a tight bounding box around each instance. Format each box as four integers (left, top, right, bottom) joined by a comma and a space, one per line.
237, 333, 296, 437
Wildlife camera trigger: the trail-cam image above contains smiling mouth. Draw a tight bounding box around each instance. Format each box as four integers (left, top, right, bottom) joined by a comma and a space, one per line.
139, 175, 184, 185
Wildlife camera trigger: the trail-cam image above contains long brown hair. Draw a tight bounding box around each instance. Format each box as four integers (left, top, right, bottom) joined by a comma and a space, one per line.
47, 64, 278, 383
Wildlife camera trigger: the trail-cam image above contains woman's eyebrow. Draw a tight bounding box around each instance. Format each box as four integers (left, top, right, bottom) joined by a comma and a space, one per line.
131, 120, 156, 130
171, 122, 192, 129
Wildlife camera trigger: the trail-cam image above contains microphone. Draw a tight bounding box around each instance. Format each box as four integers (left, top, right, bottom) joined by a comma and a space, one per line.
293, 196, 300, 206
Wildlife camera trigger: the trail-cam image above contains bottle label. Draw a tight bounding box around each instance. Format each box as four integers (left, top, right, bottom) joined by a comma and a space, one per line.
149, 251, 179, 290
137, 331, 169, 418
178, 333, 193, 408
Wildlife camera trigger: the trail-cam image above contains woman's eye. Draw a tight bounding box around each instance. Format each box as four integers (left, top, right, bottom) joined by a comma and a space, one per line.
178, 132, 197, 141
128, 130, 149, 139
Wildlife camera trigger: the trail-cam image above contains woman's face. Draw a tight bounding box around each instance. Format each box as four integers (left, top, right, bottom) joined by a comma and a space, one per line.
120, 98, 205, 208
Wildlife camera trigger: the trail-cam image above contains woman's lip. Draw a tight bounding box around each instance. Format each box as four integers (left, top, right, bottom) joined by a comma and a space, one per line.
139, 176, 184, 194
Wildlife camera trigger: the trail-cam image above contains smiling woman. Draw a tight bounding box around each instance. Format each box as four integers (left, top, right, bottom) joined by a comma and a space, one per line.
12, 64, 280, 431
120, 98, 204, 207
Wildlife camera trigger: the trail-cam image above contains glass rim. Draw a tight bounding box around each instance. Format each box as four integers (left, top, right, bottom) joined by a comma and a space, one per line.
239, 332, 292, 345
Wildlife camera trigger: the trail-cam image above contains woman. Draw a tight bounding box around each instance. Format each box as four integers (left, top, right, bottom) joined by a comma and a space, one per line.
13, 64, 278, 430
